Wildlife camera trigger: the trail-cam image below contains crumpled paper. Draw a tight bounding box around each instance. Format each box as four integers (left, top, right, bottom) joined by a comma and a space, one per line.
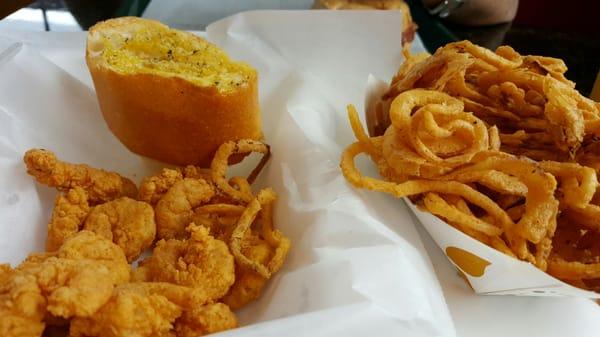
0, 10, 455, 337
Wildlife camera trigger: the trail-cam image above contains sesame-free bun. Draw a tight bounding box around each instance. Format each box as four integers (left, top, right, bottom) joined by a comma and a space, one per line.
86, 17, 262, 166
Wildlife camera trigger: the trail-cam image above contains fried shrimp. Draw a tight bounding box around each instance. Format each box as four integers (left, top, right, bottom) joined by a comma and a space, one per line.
56, 230, 130, 285
27, 258, 115, 319
138, 168, 183, 206
0, 270, 46, 337
83, 197, 156, 262
12, 232, 130, 319
133, 225, 235, 301
14, 139, 286, 333
70, 281, 234, 337
174, 303, 237, 337
24, 149, 137, 204
46, 187, 90, 251
155, 178, 215, 240
69, 283, 184, 337
138, 166, 212, 206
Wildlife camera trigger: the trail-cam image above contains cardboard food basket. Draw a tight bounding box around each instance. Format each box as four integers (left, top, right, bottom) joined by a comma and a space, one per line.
364, 75, 600, 299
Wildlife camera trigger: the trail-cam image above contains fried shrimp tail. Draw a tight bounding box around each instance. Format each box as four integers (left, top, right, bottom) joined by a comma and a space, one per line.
24, 149, 137, 204
155, 178, 215, 240
46, 187, 90, 251
83, 197, 156, 262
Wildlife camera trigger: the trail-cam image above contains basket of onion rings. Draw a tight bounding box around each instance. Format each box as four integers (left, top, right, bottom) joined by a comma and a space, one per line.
341, 40, 600, 297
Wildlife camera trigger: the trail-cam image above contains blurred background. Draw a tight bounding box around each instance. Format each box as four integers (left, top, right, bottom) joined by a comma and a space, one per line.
1, 0, 599, 96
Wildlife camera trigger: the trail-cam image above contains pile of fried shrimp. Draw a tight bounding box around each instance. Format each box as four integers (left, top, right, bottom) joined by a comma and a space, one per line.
341, 40, 600, 291
1, 139, 290, 337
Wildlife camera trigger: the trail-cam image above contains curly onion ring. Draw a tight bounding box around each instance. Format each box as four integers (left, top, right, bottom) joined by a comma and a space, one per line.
382, 90, 499, 178
229, 188, 290, 279
341, 141, 512, 229
211, 140, 270, 203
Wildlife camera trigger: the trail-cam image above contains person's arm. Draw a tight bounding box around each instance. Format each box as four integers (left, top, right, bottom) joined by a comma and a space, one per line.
423, 0, 519, 26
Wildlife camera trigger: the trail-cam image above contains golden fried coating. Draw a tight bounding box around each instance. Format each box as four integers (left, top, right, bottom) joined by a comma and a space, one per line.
221, 235, 271, 310
56, 231, 130, 285
69, 283, 183, 337
0, 269, 47, 337
14, 232, 130, 319
173, 303, 237, 337
181, 166, 212, 181
222, 189, 290, 309
26, 258, 114, 319
11, 141, 284, 334
0, 263, 13, 284
133, 225, 235, 301
83, 197, 156, 262
190, 210, 241, 242
46, 187, 90, 252
24, 149, 137, 204
69, 282, 216, 337
129, 261, 152, 283
155, 179, 215, 240
138, 166, 213, 206
14, 253, 113, 320
210, 140, 269, 203
230, 189, 291, 279
138, 168, 183, 206
18, 253, 57, 269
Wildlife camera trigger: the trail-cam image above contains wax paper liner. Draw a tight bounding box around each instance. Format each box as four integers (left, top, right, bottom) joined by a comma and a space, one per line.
0, 10, 456, 337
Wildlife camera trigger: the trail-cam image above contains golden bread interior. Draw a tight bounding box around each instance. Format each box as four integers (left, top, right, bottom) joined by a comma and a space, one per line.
87, 18, 255, 93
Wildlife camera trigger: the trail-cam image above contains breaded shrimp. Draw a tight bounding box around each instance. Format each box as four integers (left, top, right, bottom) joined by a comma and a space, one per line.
83, 197, 156, 262
56, 231, 130, 285
155, 179, 215, 240
138, 166, 212, 206
138, 168, 183, 206
69, 283, 183, 337
0, 268, 46, 337
46, 187, 90, 252
133, 225, 234, 301
69, 282, 211, 337
15, 232, 130, 319
24, 149, 137, 204
174, 303, 237, 337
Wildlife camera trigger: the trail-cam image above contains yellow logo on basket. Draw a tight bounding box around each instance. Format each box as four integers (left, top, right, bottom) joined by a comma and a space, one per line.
446, 246, 491, 277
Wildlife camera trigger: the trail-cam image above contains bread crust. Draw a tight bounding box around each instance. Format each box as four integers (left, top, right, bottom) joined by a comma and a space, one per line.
86, 17, 262, 167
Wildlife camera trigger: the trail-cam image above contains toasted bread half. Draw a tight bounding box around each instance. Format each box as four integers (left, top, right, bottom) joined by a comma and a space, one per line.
86, 17, 262, 166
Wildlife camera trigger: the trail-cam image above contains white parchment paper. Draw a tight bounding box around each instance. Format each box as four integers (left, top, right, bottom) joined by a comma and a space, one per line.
0, 11, 455, 337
